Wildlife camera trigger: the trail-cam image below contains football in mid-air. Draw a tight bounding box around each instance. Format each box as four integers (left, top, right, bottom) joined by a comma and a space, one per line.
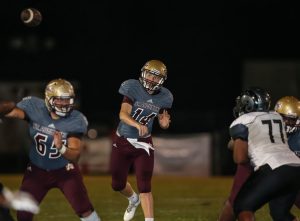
20, 8, 42, 27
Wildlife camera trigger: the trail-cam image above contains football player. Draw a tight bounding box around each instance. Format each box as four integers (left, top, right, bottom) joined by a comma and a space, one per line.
0, 79, 100, 221
220, 88, 300, 221
268, 96, 300, 221
110, 60, 173, 221
219, 96, 300, 221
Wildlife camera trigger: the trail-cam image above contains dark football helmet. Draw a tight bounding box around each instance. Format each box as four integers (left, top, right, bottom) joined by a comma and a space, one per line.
274, 96, 300, 133
233, 87, 271, 118
45, 78, 75, 117
139, 59, 167, 93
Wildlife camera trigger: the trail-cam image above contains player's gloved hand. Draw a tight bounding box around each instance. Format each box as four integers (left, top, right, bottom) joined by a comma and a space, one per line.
2, 187, 40, 214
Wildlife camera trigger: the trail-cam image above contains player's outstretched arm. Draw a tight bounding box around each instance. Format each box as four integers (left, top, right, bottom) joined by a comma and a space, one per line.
233, 139, 249, 164
0, 101, 25, 119
227, 138, 234, 151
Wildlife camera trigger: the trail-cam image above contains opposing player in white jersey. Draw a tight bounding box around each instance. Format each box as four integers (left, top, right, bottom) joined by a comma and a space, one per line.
219, 96, 300, 221
229, 87, 300, 221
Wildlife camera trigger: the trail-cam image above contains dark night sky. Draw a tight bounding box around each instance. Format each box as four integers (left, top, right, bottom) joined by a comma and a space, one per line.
1, 0, 300, 133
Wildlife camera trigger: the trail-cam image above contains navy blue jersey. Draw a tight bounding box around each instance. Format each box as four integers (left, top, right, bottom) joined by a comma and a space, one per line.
17, 96, 88, 170
288, 130, 300, 157
117, 79, 173, 138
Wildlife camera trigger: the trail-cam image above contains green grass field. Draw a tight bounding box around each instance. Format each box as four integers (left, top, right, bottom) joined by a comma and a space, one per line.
1, 175, 299, 221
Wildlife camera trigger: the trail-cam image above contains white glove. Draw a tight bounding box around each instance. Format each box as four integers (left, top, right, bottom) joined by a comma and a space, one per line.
2, 187, 40, 214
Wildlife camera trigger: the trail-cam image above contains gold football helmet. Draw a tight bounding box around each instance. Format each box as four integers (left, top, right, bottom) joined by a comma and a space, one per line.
274, 96, 300, 133
140, 59, 167, 92
45, 78, 75, 117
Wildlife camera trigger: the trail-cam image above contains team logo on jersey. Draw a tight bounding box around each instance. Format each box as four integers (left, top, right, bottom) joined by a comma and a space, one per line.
33, 122, 56, 136
33, 122, 67, 138
112, 143, 118, 148
135, 101, 159, 112
65, 163, 75, 171
48, 123, 55, 129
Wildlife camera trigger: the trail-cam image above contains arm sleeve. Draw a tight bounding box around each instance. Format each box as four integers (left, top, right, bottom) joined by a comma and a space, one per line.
230, 124, 249, 141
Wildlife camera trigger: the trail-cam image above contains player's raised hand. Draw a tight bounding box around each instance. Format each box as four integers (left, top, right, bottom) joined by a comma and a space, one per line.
158, 110, 171, 129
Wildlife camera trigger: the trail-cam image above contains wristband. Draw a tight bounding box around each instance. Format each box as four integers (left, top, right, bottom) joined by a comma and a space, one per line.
59, 144, 67, 154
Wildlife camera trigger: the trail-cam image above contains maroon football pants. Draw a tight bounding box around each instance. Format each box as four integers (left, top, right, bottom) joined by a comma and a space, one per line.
110, 135, 154, 193
17, 163, 94, 221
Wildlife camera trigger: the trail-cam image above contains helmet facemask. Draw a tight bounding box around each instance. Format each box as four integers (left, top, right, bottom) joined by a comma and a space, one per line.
274, 96, 300, 134
139, 59, 167, 94
45, 79, 75, 117
281, 114, 299, 134
139, 70, 166, 93
233, 96, 243, 118
47, 96, 74, 117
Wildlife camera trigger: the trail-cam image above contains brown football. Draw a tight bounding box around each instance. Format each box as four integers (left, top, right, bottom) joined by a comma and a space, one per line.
20, 8, 42, 27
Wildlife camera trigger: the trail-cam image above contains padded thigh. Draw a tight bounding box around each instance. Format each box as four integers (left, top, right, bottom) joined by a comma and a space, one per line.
234, 165, 300, 216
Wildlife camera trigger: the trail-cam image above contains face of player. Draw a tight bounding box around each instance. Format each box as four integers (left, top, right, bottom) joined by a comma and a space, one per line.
53, 97, 71, 106
142, 71, 165, 93
51, 97, 74, 118
144, 72, 163, 83
282, 115, 299, 134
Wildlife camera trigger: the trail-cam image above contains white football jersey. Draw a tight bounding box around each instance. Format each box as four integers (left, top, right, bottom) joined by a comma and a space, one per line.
230, 111, 300, 170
